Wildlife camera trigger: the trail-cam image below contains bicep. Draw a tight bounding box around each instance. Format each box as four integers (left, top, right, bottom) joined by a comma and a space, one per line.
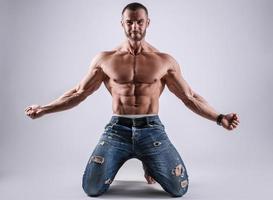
164, 57, 195, 102
74, 54, 105, 97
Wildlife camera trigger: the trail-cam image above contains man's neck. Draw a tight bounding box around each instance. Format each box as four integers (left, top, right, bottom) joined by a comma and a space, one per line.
125, 39, 146, 56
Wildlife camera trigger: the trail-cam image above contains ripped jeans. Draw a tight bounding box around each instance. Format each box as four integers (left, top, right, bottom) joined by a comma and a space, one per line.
82, 115, 189, 197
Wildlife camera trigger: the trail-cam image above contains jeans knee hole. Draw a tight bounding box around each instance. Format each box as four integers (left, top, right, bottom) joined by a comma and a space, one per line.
171, 164, 184, 176
89, 155, 104, 164
181, 179, 188, 188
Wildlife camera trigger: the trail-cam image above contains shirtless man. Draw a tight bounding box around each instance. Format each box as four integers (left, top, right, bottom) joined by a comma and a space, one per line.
24, 2, 240, 198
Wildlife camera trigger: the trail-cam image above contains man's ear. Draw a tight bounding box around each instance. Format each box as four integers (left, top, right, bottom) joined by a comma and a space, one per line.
147, 18, 150, 27
120, 16, 125, 27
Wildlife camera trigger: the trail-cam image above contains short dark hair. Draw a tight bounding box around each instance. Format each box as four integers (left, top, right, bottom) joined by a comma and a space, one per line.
122, 2, 148, 16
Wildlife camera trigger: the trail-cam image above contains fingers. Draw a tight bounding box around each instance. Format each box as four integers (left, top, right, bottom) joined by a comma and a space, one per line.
232, 113, 240, 125
233, 113, 240, 123
25, 105, 42, 119
222, 113, 240, 131
229, 124, 236, 129
227, 124, 235, 130
25, 109, 32, 116
228, 124, 233, 130
225, 113, 240, 131
30, 110, 37, 117
227, 121, 239, 130
25, 105, 39, 112
26, 111, 36, 119
25, 108, 38, 119
25, 107, 32, 112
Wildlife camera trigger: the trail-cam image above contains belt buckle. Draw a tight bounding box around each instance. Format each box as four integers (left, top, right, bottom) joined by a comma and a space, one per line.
118, 118, 132, 127
133, 118, 149, 127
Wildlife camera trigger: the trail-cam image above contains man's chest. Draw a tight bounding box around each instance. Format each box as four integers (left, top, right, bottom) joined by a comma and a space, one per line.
102, 54, 168, 84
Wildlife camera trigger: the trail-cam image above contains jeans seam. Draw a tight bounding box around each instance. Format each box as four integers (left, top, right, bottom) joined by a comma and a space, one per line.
104, 118, 118, 131
148, 123, 165, 131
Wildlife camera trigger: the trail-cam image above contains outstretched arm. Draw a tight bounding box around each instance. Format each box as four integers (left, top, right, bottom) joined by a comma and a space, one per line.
25, 53, 106, 119
163, 55, 240, 130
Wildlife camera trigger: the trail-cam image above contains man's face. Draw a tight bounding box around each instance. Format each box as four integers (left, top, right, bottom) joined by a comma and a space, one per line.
121, 8, 150, 41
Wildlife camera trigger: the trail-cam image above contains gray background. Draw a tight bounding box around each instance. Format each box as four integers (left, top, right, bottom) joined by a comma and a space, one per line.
1, 0, 272, 199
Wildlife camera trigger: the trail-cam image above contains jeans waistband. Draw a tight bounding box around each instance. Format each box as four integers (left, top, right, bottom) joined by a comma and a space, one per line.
110, 115, 162, 127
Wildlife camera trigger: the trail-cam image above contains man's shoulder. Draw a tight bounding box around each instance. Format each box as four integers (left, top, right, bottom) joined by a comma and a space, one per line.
152, 52, 181, 73
90, 51, 118, 65
94, 51, 117, 59
153, 52, 177, 63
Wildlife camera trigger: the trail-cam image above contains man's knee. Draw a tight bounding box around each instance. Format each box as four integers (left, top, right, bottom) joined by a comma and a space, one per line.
84, 190, 104, 197
82, 175, 112, 197
168, 178, 189, 197
82, 183, 108, 197
169, 187, 188, 198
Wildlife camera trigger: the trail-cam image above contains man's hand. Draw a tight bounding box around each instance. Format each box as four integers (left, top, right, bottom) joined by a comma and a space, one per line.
25, 105, 45, 119
221, 113, 240, 130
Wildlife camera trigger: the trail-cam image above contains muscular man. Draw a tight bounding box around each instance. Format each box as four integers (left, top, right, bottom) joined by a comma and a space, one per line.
25, 2, 240, 198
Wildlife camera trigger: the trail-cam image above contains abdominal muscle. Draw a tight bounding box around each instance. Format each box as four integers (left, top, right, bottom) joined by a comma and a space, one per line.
109, 81, 162, 115
112, 95, 159, 114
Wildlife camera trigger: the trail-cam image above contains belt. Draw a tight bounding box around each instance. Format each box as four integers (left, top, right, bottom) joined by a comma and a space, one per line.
115, 117, 151, 128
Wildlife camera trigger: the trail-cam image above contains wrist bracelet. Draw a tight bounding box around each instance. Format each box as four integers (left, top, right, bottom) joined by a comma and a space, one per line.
216, 114, 224, 125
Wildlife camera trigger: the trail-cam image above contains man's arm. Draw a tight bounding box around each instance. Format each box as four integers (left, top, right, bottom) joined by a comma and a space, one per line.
25, 53, 106, 119
163, 55, 240, 130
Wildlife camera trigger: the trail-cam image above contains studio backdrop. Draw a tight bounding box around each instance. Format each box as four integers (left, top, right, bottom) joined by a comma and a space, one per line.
1, 0, 272, 200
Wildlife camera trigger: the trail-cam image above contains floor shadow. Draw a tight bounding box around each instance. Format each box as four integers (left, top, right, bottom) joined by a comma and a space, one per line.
99, 180, 171, 199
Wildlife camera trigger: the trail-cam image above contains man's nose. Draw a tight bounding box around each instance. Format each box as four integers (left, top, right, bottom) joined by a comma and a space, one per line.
132, 22, 139, 30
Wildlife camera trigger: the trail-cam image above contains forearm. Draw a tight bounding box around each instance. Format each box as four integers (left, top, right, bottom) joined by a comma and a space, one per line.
41, 89, 86, 114
183, 93, 220, 122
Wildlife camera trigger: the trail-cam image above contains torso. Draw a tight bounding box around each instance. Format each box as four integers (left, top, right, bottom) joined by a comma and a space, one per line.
100, 47, 171, 115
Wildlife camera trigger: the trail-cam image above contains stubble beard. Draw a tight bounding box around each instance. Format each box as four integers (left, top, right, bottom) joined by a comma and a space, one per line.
125, 29, 146, 42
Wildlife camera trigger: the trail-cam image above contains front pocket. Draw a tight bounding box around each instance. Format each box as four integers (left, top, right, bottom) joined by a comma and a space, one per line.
148, 121, 165, 130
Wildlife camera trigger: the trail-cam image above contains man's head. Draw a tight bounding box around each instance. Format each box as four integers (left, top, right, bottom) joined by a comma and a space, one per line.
121, 2, 150, 41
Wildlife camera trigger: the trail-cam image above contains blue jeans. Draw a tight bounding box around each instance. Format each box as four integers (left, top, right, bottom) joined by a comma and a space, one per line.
82, 115, 189, 197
